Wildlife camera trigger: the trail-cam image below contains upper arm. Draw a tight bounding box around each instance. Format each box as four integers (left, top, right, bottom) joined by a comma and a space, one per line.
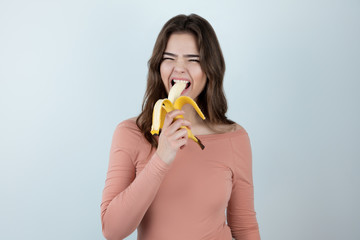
227, 134, 260, 239
100, 123, 138, 221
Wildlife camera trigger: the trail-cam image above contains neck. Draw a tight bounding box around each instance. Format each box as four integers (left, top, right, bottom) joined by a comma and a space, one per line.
181, 103, 205, 127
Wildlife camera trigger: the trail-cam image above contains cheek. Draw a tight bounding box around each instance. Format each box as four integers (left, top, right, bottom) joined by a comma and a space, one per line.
160, 63, 170, 86
190, 66, 206, 83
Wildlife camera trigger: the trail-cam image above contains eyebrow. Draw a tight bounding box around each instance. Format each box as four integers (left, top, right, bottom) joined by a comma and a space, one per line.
163, 52, 200, 58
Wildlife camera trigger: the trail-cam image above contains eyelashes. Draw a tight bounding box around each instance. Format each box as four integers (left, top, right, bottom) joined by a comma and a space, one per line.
189, 59, 200, 62
162, 57, 200, 62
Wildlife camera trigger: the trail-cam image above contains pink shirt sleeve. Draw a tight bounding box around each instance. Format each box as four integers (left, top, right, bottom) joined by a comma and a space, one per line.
227, 134, 261, 240
100, 122, 171, 240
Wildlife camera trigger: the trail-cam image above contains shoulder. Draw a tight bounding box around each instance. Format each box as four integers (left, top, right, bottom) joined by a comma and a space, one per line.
227, 123, 251, 153
117, 117, 139, 132
112, 117, 142, 148
212, 122, 245, 134
225, 124, 252, 164
233, 123, 245, 132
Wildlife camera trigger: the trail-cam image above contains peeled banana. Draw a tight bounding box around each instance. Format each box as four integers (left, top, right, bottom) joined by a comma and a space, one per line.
150, 81, 206, 150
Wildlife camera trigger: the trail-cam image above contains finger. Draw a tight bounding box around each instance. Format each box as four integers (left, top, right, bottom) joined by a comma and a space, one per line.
162, 109, 185, 131
182, 119, 191, 129
176, 138, 188, 150
172, 127, 188, 140
166, 118, 190, 134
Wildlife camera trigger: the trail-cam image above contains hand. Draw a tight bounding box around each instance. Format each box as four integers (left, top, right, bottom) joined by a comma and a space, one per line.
156, 109, 191, 165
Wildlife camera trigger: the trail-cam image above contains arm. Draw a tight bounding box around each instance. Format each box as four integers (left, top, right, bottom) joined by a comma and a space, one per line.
100, 122, 170, 240
227, 133, 261, 240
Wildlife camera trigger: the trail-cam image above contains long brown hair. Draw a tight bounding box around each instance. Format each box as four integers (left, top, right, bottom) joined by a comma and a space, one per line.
136, 13, 234, 148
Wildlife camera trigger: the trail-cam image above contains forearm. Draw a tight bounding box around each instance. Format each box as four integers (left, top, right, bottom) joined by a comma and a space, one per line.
101, 153, 170, 240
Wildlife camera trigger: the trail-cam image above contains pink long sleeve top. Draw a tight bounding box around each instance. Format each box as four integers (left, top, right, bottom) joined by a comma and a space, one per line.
100, 119, 260, 240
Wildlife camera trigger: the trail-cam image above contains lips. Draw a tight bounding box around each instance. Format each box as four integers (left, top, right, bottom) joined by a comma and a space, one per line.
171, 79, 191, 89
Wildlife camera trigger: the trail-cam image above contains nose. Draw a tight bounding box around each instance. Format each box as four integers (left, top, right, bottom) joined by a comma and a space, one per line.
173, 59, 186, 73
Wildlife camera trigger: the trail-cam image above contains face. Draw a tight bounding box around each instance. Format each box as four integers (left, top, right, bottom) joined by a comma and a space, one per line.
160, 32, 207, 101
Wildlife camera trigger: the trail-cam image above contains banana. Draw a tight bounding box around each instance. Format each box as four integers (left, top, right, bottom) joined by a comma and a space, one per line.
168, 81, 187, 103
150, 81, 206, 150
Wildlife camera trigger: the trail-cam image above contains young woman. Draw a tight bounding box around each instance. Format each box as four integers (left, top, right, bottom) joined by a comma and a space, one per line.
101, 14, 260, 240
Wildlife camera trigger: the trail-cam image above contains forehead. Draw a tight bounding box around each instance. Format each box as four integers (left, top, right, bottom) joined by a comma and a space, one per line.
165, 32, 199, 54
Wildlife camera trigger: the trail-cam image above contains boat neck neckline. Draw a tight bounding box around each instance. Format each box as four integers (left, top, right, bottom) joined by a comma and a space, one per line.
124, 118, 248, 140
195, 127, 247, 140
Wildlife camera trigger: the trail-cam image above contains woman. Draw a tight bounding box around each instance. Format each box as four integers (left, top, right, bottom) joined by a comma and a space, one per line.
101, 14, 260, 240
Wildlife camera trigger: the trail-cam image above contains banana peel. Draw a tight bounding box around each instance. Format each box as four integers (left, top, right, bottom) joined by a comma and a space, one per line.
150, 81, 205, 150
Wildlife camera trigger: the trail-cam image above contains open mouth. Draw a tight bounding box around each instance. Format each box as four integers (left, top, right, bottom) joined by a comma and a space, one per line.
171, 79, 191, 89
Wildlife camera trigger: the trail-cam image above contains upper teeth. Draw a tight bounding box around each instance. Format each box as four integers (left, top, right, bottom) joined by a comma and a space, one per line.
174, 80, 189, 83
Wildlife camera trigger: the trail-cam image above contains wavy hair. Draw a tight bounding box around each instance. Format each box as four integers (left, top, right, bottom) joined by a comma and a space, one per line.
136, 13, 234, 148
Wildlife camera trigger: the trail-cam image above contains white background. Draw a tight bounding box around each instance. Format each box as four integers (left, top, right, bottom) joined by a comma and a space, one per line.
0, 0, 359, 239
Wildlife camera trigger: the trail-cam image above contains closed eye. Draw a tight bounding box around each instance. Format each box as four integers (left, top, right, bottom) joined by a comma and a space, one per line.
189, 59, 200, 62
163, 57, 174, 61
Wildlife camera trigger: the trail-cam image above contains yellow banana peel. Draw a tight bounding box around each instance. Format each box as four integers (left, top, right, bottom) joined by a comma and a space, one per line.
150, 81, 205, 150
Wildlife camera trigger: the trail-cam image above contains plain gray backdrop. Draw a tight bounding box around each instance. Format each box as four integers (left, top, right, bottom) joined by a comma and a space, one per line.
0, 0, 359, 239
